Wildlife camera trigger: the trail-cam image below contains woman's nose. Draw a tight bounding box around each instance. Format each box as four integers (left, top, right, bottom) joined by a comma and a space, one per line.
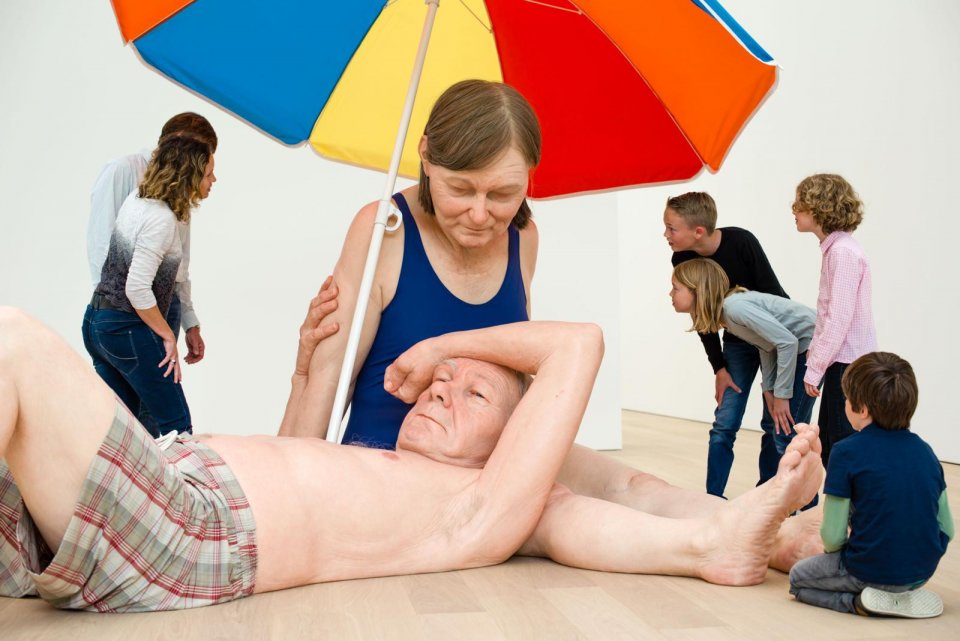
467, 197, 489, 225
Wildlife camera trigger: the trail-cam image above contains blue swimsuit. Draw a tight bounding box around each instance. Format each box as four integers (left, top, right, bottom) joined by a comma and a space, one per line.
341, 193, 528, 449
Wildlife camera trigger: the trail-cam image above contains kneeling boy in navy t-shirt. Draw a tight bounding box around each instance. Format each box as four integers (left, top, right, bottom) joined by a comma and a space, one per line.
789, 351, 953, 618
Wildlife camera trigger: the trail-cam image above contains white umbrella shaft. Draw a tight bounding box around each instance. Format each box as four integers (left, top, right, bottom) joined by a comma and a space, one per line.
325, 0, 441, 443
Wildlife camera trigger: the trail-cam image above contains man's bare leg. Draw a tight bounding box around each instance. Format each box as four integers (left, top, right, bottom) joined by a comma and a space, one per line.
769, 505, 824, 573
558, 445, 725, 518
521, 424, 824, 586
0, 308, 118, 550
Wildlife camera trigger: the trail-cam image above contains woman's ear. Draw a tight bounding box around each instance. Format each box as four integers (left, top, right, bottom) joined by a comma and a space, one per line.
418, 136, 430, 176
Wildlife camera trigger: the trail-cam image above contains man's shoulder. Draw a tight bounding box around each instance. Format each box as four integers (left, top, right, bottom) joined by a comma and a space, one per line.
107, 150, 149, 169
96, 151, 149, 183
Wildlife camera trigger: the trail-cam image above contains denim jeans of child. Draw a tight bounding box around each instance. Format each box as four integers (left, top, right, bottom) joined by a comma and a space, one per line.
82, 304, 191, 438
707, 342, 819, 500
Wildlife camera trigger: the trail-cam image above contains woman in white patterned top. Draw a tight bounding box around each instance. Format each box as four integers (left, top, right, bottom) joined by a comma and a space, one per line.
82, 135, 216, 437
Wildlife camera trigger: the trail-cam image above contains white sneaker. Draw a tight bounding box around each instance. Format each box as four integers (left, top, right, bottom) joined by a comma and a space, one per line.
859, 586, 943, 618
154, 430, 179, 451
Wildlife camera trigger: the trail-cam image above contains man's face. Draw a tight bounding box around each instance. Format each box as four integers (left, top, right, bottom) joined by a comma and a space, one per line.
396, 358, 522, 468
663, 208, 701, 251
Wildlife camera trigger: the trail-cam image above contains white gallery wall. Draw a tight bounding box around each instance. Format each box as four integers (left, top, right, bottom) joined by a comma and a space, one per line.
2, 1, 957, 463
0, 1, 621, 449
620, 0, 960, 462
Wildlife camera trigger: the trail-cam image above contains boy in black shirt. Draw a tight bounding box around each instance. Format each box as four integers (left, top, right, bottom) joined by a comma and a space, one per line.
666, 192, 790, 497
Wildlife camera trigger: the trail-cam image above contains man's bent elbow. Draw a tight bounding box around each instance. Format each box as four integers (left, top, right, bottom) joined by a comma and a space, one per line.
570, 322, 604, 364
0, 307, 37, 357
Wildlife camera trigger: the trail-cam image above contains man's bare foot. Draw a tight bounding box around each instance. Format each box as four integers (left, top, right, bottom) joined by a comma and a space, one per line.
696, 425, 824, 586
769, 506, 824, 573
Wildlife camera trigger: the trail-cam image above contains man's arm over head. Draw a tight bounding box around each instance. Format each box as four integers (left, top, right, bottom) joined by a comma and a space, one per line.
387, 321, 604, 562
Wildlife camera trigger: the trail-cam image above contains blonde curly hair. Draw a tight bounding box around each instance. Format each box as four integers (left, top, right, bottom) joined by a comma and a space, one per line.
794, 174, 863, 234
138, 135, 212, 223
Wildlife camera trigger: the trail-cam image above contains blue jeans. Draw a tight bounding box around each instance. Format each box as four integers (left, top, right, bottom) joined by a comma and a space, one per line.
707, 342, 818, 498
790, 552, 922, 614
82, 304, 191, 438
135, 295, 181, 433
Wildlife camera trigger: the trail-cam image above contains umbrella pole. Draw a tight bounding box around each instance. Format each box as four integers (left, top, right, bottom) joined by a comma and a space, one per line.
325, 0, 441, 443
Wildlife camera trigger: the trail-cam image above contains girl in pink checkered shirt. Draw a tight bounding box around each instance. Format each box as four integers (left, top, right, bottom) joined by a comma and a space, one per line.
792, 174, 878, 469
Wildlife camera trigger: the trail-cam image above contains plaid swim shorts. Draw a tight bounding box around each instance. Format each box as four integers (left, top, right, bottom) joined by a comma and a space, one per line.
0, 459, 37, 598
6, 404, 258, 611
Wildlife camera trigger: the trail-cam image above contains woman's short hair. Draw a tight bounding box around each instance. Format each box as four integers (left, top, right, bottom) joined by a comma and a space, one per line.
138, 136, 212, 223
794, 174, 863, 234
159, 112, 218, 153
841, 352, 918, 430
672, 258, 735, 334
665, 192, 718, 234
418, 80, 541, 230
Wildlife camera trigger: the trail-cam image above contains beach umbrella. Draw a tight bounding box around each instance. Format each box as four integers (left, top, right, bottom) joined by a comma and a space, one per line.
111, 0, 778, 441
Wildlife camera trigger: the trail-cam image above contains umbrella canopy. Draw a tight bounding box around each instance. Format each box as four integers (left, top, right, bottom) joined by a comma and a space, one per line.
111, 0, 777, 441
112, 0, 776, 198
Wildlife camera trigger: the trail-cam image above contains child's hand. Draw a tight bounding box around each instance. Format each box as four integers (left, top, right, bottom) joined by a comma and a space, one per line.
714, 368, 743, 406
804, 382, 820, 398
763, 390, 795, 434
771, 397, 795, 435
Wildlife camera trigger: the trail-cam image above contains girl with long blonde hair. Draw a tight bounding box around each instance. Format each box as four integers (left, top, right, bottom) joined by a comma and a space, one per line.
671, 258, 820, 507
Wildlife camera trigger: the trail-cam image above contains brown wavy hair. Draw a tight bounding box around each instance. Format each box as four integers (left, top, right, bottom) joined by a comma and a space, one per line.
138, 136, 212, 223
418, 80, 541, 230
794, 174, 864, 233
673, 258, 745, 334
159, 112, 218, 152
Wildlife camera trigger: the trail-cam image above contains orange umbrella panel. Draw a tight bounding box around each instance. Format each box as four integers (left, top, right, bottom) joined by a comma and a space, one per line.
111, 0, 196, 42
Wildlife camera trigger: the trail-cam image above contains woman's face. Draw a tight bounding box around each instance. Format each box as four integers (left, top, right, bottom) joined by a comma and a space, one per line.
422, 145, 530, 250
198, 155, 216, 200
670, 276, 695, 314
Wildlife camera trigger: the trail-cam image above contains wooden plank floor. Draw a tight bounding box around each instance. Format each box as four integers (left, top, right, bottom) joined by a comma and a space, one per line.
2, 411, 957, 640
